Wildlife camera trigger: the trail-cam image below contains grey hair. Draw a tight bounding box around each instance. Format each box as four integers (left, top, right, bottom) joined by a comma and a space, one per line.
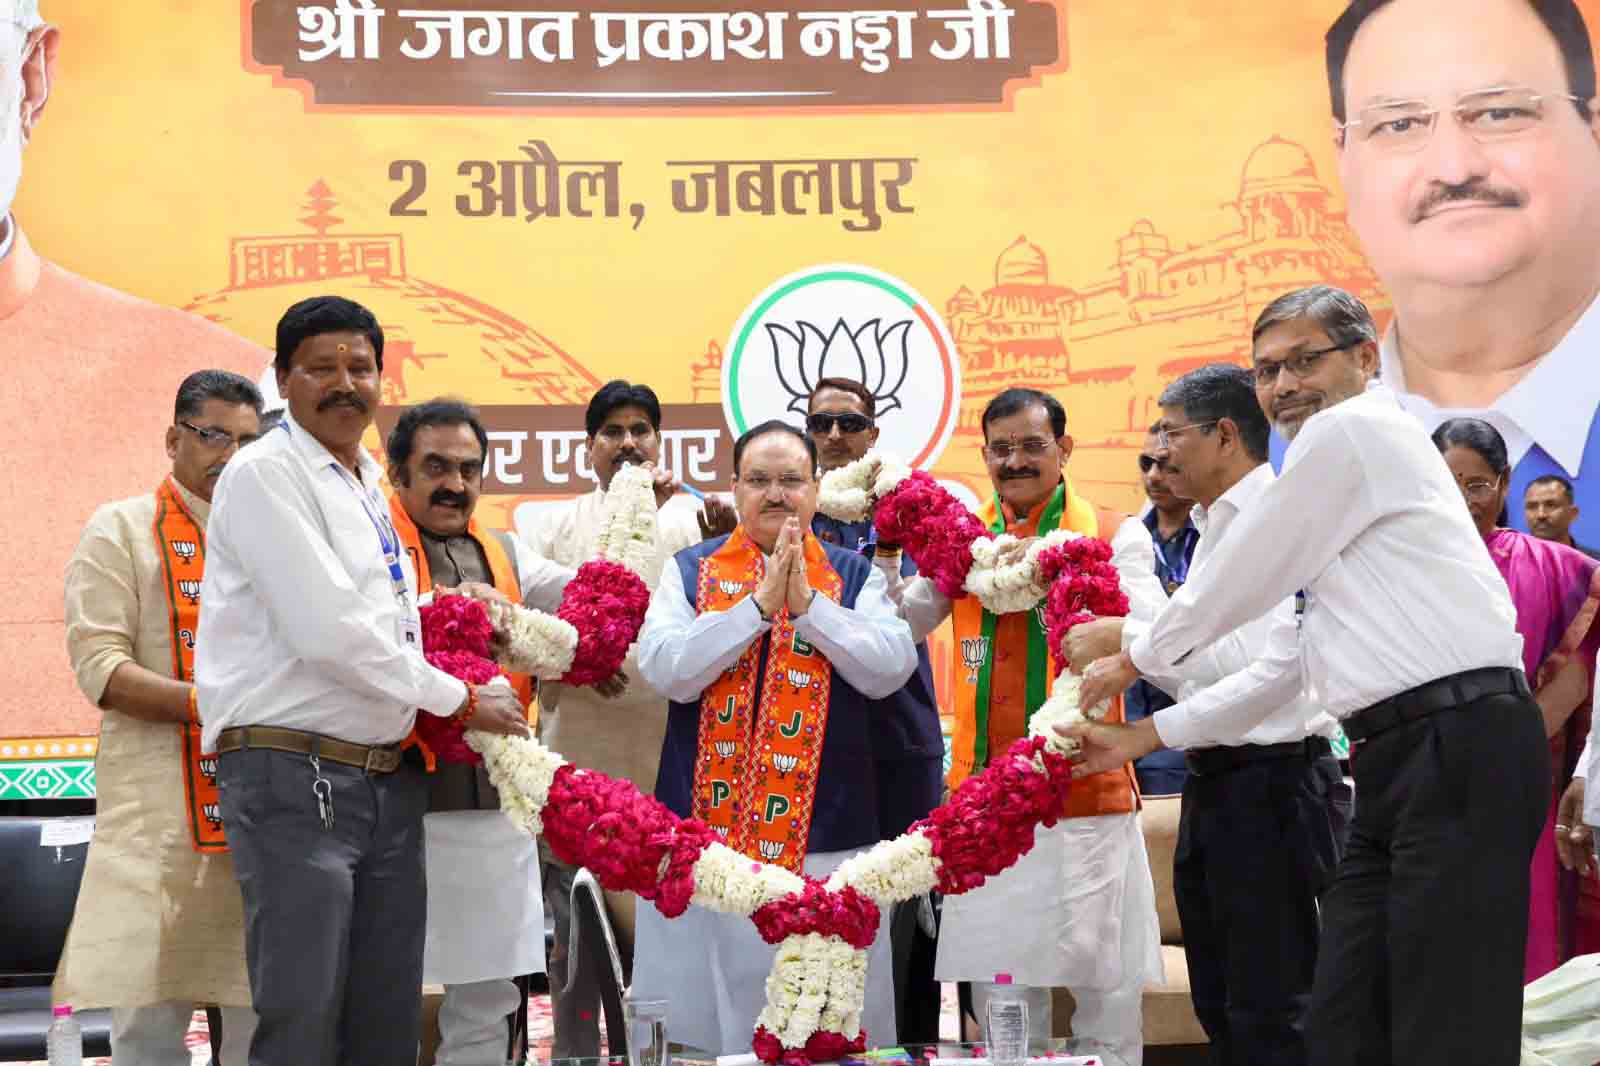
1251, 285, 1378, 351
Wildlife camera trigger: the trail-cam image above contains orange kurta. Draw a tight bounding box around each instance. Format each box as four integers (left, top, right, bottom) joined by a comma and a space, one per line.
2, 225, 268, 739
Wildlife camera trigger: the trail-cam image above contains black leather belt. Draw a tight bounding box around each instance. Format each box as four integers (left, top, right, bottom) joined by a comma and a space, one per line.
1342, 666, 1530, 748
1185, 736, 1332, 777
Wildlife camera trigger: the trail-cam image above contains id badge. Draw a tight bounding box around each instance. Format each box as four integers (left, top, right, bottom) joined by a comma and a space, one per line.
397, 615, 422, 649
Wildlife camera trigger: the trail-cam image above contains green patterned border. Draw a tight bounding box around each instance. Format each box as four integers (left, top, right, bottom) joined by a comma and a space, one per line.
0, 759, 96, 800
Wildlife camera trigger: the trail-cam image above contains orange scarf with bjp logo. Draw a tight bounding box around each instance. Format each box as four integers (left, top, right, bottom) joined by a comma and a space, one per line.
152, 477, 227, 853
691, 527, 842, 873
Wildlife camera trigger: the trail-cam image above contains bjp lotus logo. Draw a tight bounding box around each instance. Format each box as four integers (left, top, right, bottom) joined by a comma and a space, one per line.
724, 264, 961, 470
719, 579, 744, 597
203, 803, 223, 830
759, 840, 786, 861
771, 752, 799, 775
714, 740, 737, 759
171, 540, 199, 565
179, 580, 202, 604
766, 318, 912, 418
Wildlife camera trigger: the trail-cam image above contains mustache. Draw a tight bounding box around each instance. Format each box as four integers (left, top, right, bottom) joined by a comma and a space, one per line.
1273, 397, 1319, 419
430, 490, 469, 509
318, 391, 368, 413
1412, 178, 1524, 222
999, 467, 1040, 480
615, 450, 646, 466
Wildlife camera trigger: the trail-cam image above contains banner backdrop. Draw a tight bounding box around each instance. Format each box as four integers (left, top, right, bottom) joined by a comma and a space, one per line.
6, 1, 1599, 762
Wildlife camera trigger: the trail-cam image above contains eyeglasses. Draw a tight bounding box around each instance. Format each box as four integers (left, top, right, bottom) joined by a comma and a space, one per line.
1337, 86, 1588, 154
1456, 475, 1502, 501
982, 438, 1055, 462
806, 412, 874, 436
177, 421, 258, 449
1156, 421, 1218, 449
1137, 455, 1165, 474
1252, 344, 1350, 387
739, 473, 813, 494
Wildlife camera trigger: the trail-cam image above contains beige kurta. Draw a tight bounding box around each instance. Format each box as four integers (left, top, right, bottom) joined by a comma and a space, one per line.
53, 483, 251, 1009
524, 488, 704, 792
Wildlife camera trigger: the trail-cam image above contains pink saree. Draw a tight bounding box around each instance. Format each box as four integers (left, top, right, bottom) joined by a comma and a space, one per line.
1485, 529, 1600, 982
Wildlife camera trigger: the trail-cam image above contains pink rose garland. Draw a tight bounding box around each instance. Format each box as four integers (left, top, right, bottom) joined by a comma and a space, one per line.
1034, 538, 1130, 667
557, 559, 652, 686
872, 471, 992, 598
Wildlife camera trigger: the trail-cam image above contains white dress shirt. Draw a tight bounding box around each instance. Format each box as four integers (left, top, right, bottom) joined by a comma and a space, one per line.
196, 413, 466, 750
1128, 383, 1523, 727
636, 548, 918, 703
1121, 465, 1334, 750
1380, 293, 1600, 478
887, 515, 1167, 643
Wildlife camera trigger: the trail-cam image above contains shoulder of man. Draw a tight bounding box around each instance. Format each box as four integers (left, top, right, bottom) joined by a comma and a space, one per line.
77, 492, 159, 551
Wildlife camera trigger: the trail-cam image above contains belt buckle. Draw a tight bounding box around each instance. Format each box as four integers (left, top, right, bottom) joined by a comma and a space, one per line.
364, 747, 384, 774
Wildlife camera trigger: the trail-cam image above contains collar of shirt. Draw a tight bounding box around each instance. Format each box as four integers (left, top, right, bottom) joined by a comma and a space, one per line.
1142, 507, 1197, 541
1380, 293, 1600, 476
1192, 462, 1274, 535
280, 409, 386, 489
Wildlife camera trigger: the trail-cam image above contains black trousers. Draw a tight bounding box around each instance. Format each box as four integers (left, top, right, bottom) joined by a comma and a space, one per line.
1176, 750, 1345, 1066
219, 747, 429, 1066
1307, 689, 1548, 1066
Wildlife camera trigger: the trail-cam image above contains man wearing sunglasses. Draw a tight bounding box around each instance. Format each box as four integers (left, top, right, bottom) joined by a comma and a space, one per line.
57, 370, 263, 1066
804, 377, 944, 1043
1326, 0, 1600, 548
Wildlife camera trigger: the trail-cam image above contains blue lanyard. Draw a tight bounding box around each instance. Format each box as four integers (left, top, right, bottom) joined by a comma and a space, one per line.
280, 421, 410, 606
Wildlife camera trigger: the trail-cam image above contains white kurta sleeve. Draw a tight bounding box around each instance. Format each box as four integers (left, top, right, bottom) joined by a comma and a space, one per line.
793, 566, 918, 698
886, 574, 954, 645
636, 565, 771, 703
512, 537, 575, 615
1109, 516, 1166, 626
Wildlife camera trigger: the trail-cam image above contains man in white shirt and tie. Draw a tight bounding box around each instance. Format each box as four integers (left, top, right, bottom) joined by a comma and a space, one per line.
1068, 285, 1546, 1066
195, 295, 530, 1066
1065, 363, 1344, 1066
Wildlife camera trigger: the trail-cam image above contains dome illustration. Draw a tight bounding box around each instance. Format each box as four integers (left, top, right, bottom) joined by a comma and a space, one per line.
1239, 137, 1325, 200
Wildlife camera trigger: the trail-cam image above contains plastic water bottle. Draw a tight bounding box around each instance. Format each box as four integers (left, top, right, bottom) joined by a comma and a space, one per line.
985, 974, 1028, 1066
47, 1005, 83, 1066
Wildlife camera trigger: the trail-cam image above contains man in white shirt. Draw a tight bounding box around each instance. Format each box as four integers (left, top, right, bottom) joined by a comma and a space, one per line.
385, 398, 576, 1066
1067, 285, 1547, 1066
523, 379, 730, 1058
196, 296, 530, 1066
1322, 0, 1600, 545
632, 420, 918, 1054
1066, 364, 1342, 1066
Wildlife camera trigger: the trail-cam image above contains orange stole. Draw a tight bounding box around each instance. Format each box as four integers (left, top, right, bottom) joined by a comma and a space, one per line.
389, 500, 537, 734
692, 528, 843, 873
152, 477, 226, 853
949, 500, 1138, 819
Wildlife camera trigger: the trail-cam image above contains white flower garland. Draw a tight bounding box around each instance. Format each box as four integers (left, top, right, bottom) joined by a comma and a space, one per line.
822, 828, 939, 909
1025, 667, 1111, 758
487, 600, 579, 679
592, 462, 660, 574
468, 727, 569, 836
964, 528, 1081, 615
816, 454, 911, 522
689, 842, 807, 916
756, 934, 867, 1051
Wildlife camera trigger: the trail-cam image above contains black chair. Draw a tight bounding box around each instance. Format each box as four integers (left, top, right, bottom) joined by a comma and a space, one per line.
0, 817, 113, 1061
567, 868, 628, 1057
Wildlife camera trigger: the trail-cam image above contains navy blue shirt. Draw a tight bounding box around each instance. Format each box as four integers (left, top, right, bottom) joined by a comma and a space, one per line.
812, 512, 944, 837
1124, 510, 1200, 793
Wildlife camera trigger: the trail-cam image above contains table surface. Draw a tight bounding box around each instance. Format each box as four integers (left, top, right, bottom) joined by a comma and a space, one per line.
541, 1039, 1130, 1066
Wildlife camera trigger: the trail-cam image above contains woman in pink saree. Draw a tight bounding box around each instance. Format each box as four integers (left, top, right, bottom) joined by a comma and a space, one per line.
1434, 418, 1600, 981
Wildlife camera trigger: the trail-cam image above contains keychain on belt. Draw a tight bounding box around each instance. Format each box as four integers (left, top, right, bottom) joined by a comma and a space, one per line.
310, 753, 334, 831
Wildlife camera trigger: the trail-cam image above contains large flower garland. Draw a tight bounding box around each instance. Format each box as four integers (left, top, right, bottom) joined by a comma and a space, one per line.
419, 453, 1130, 1064
413, 464, 656, 764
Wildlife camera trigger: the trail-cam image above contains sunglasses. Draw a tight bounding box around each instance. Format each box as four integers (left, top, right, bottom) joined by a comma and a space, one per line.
807, 412, 873, 436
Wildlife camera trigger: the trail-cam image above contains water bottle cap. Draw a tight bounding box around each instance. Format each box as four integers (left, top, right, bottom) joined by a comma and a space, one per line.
52, 1005, 73, 1017
993, 973, 1013, 985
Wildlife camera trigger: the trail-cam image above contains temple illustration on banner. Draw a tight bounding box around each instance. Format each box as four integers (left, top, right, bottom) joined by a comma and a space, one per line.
183, 181, 601, 410
693, 135, 1392, 512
